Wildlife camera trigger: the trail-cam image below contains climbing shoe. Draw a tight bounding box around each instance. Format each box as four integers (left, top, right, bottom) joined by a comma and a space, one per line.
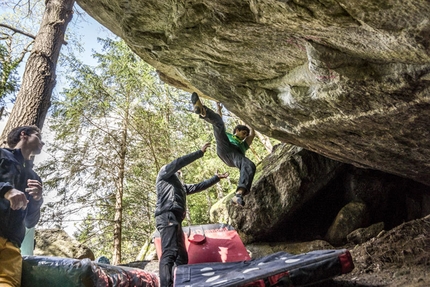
231, 193, 245, 207
191, 92, 206, 117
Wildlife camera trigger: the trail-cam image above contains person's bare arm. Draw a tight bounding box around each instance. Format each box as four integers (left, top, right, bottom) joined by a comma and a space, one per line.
245, 126, 255, 146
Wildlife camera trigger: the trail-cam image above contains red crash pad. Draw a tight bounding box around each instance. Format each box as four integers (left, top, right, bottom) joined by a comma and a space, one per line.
153, 223, 250, 264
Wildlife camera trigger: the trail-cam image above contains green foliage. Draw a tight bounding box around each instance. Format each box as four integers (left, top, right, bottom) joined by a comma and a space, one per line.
37, 37, 276, 263
37, 38, 224, 263
0, 42, 20, 100
39, 38, 164, 262
0, 0, 44, 104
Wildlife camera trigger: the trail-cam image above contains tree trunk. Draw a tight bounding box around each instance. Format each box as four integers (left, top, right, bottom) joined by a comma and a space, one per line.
1, 0, 74, 142
112, 176, 124, 265
112, 106, 130, 265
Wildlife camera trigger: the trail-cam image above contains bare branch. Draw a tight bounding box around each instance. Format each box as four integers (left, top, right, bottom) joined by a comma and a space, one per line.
15, 40, 34, 63
0, 23, 36, 39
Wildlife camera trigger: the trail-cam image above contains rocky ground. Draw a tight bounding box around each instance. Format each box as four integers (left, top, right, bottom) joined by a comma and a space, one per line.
314, 215, 430, 287
140, 215, 429, 286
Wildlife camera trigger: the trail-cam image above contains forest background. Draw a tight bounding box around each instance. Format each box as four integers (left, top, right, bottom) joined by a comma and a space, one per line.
0, 1, 277, 264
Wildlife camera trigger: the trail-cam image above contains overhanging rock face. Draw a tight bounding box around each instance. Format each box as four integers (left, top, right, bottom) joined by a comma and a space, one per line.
76, 0, 430, 185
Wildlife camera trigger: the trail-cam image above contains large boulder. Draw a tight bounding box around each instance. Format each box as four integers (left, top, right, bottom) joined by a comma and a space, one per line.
325, 200, 370, 246
224, 144, 343, 243
76, 0, 430, 188
34, 229, 95, 260
210, 144, 430, 244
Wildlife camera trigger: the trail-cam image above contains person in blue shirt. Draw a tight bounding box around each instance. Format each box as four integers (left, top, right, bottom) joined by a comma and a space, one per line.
0, 125, 44, 287
191, 92, 256, 207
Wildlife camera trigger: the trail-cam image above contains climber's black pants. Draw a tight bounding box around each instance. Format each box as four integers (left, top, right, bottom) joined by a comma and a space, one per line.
201, 106, 256, 195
